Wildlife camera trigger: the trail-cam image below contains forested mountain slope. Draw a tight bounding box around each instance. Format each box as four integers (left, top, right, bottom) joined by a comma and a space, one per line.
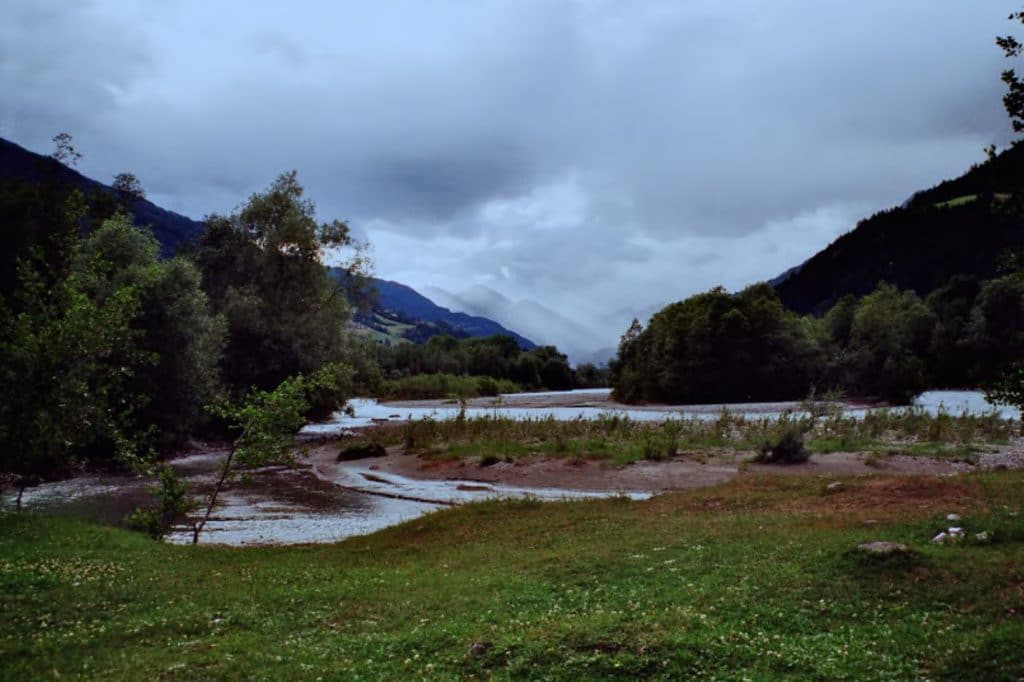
0, 137, 205, 256
775, 144, 1024, 314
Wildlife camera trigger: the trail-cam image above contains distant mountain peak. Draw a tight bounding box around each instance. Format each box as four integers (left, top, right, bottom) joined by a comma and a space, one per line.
362, 277, 536, 349
344, 276, 535, 348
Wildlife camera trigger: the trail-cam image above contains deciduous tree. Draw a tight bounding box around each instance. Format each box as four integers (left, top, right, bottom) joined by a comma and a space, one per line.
195, 172, 364, 398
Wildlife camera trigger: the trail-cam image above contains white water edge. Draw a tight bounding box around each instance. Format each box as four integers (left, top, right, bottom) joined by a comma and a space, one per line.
160, 463, 651, 546
302, 388, 1020, 435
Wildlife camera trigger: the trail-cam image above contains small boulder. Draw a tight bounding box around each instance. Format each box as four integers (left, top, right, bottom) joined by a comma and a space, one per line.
337, 443, 387, 461
946, 513, 962, 522
857, 541, 910, 557
825, 481, 844, 493
974, 531, 992, 543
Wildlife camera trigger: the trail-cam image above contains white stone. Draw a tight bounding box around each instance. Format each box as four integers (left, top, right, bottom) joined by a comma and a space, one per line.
857, 541, 909, 556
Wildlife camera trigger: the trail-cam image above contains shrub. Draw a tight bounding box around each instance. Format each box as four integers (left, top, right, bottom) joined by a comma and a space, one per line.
337, 443, 387, 461
756, 419, 810, 464
124, 465, 191, 540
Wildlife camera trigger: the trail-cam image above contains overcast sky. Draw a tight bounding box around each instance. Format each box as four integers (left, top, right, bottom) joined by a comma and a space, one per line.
2, 1, 1019, 360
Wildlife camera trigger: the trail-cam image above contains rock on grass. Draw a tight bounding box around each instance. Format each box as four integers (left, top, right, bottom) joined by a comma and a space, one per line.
856, 541, 911, 557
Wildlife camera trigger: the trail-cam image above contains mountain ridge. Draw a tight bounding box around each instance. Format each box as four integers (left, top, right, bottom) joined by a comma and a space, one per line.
0, 137, 206, 256
0, 136, 535, 349
773, 143, 1024, 314
358, 277, 536, 349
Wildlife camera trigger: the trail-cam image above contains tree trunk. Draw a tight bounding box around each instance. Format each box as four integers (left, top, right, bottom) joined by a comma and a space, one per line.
191, 446, 237, 545
16, 483, 24, 512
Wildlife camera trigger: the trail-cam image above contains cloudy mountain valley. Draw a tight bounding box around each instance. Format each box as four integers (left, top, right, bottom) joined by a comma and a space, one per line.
3, 3, 1024, 679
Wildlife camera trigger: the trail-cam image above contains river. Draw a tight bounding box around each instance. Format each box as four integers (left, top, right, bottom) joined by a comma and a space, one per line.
301, 388, 1020, 434
3, 389, 1016, 546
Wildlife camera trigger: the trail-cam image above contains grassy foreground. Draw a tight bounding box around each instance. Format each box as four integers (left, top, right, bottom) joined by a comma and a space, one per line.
2, 472, 1024, 679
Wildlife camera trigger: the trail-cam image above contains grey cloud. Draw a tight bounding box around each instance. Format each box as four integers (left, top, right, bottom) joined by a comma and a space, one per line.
354, 142, 532, 224
1, 1, 153, 145
248, 31, 308, 69
3, 0, 1020, 356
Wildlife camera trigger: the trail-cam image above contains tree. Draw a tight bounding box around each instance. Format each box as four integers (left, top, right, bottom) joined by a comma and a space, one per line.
987, 365, 1024, 419
925, 275, 982, 387
842, 283, 936, 403
987, 8, 1024, 413
0, 179, 83, 301
112, 172, 145, 200
195, 171, 364, 396
75, 216, 226, 448
997, 10, 1024, 133
191, 363, 351, 544
50, 132, 81, 166
611, 284, 822, 404
0, 245, 147, 503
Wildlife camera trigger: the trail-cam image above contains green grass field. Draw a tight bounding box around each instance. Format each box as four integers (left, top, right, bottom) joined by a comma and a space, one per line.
2, 471, 1023, 679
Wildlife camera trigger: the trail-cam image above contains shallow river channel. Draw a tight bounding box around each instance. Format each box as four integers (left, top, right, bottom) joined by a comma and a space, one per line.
3, 389, 1016, 546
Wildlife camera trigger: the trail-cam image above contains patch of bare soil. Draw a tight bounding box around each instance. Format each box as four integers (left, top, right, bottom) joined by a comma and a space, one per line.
302, 439, 1024, 495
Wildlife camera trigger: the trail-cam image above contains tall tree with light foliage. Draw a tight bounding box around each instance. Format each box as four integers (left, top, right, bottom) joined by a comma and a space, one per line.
195, 171, 367, 413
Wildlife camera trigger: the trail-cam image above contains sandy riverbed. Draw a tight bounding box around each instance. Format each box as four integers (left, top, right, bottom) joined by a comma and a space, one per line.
304, 439, 1024, 497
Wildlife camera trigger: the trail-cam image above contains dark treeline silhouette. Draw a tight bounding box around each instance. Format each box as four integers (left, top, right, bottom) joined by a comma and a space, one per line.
373, 334, 606, 393
612, 273, 1024, 405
